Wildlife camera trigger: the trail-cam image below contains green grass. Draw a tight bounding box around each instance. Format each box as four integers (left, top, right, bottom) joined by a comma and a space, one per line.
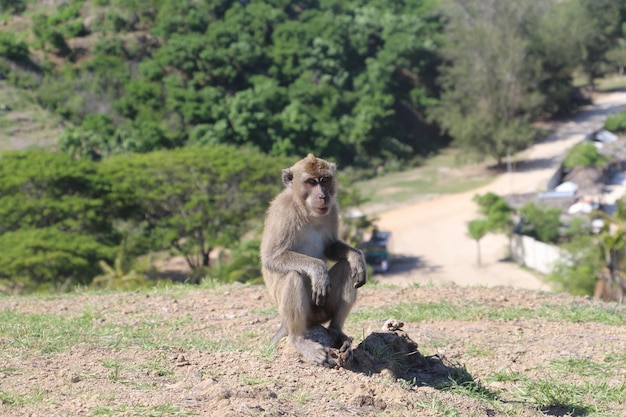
0, 388, 46, 408
574, 73, 626, 92
352, 300, 626, 326
0, 81, 64, 151
89, 404, 195, 417
356, 149, 494, 213
0, 306, 252, 358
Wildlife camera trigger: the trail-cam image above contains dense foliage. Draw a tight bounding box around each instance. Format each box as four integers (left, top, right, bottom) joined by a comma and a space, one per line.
562, 141, 608, 169
2, 0, 626, 167
0, 147, 286, 292
604, 111, 626, 133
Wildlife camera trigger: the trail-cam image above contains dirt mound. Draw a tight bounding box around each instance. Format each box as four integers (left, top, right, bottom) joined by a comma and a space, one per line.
307, 319, 470, 389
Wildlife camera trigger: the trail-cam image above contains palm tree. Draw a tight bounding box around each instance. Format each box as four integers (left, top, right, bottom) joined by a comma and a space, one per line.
91, 238, 148, 290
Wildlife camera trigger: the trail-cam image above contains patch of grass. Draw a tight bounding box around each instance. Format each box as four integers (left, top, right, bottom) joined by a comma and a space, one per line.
550, 357, 612, 377
0, 388, 46, 408
0, 81, 65, 151
0, 366, 21, 376
491, 371, 626, 417
0, 306, 247, 357
183, 337, 241, 353
357, 149, 494, 213
535, 302, 626, 325
291, 390, 312, 405
485, 369, 525, 383
351, 300, 531, 323
100, 359, 124, 382
240, 373, 265, 386
89, 404, 195, 417
514, 378, 593, 416
604, 351, 626, 366
464, 343, 494, 357
0, 310, 97, 354
596, 74, 626, 92
414, 396, 461, 417
258, 341, 279, 363
352, 300, 626, 326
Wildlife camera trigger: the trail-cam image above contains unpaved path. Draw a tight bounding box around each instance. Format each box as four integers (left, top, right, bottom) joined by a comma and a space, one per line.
376, 91, 626, 290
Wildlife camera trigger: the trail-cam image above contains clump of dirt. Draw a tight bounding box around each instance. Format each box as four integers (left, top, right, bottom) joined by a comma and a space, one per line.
313, 319, 469, 389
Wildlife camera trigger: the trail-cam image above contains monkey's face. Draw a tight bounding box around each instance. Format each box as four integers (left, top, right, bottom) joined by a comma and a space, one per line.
282, 154, 337, 217
302, 174, 335, 216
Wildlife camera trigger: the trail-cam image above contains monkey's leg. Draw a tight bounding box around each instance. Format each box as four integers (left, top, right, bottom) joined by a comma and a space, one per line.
281, 271, 336, 367
326, 260, 357, 351
270, 322, 288, 345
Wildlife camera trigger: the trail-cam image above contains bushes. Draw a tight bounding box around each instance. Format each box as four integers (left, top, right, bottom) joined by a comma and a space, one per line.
563, 141, 607, 169
0, 148, 287, 292
0, 0, 26, 14
519, 203, 561, 244
0, 32, 29, 62
604, 112, 626, 133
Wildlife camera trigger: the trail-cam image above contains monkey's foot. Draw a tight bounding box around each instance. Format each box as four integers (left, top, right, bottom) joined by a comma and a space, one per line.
293, 336, 336, 368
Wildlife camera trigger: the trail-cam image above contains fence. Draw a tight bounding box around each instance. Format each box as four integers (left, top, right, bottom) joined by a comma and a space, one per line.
510, 234, 563, 275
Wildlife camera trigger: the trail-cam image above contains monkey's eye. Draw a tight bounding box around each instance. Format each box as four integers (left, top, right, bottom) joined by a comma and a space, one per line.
320, 176, 331, 184
306, 178, 318, 186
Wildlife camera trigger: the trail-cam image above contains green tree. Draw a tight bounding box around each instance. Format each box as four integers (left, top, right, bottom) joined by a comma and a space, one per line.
0, 151, 118, 290
0, 32, 29, 62
0, 0, 26, 14
519, 203, 561, 244
469, 192, 514, 265
549, 234, 600, 296
431, 0, 545, 165
0, 151, 114, 236
0, 229, 115, 292
90, 238, 149, 290
100, 146, 283, 271
562, 0, 623, 89
467, 219, 489, 266
473, 193, 514, 235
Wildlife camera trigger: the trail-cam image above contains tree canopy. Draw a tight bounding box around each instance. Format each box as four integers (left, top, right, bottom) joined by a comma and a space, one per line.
0, 147, 286, 292
3, 0, 626, 166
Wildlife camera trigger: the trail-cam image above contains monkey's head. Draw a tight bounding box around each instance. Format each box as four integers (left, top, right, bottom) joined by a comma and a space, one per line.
282, 153, 337, 217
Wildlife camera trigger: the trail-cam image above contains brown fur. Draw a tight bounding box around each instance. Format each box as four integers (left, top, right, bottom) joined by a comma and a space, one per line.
261, 154, 367, 367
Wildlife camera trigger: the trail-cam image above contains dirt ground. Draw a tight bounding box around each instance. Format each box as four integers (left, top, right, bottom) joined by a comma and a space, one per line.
1, 92, 626, 417
1, 284, 625, 417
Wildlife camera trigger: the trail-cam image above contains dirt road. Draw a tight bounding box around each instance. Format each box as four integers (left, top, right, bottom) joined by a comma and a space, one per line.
376, 91, 626, 290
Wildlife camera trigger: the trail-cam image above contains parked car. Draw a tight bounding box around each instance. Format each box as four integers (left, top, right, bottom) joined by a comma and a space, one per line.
360, 230, 391, 273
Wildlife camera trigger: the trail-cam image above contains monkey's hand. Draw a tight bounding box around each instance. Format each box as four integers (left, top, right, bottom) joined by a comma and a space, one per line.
310, 262, 330, 306
349, 249, 367, 289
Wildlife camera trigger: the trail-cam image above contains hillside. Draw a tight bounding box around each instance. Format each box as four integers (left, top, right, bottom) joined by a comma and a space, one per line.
0, 81, 64, 150
1, 283, 625, 417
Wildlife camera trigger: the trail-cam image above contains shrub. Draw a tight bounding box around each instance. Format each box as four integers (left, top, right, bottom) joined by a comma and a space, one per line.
563, 141, 607, 169
519, 203, 561, 243
604, 112, 626, 133
0, 32, 29, 62
548, 235, 599, 296
0, 0, 26, 14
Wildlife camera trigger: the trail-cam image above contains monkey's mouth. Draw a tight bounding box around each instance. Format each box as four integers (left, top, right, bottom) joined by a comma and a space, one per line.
314, 206, 330, 215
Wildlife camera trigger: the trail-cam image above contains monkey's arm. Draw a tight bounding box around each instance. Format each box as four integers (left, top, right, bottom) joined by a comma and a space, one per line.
262, 244, 330, 306
325, 240, 367, 288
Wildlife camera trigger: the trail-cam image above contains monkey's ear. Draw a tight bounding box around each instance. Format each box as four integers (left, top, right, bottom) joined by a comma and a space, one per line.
282, 168, 293, 187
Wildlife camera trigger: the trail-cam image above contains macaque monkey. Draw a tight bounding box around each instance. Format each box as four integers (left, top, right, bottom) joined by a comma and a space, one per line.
261, 153, 367, 367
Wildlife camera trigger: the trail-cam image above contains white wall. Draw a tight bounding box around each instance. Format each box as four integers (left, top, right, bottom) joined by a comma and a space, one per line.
510, 234, 563, 275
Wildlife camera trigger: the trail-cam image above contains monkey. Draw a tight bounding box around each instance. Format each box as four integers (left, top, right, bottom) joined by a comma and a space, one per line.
260, 153, 367, 367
